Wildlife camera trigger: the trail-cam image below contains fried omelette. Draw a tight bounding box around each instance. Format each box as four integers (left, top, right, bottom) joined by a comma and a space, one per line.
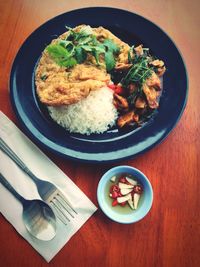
35, 25, 130, 106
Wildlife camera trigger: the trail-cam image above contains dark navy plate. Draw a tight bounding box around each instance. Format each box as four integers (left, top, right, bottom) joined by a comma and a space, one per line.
10, 7, 188, 163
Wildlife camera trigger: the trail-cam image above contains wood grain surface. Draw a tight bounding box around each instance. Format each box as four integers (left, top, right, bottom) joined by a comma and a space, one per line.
0, 1, 199, 267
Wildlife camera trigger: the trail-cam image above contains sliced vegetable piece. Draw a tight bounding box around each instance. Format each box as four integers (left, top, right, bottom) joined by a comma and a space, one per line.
120, 188, 134, 196
128, 198, 135, 210
125, 177, 138, 186
110, 175, 117, 182
118, 182, 134, 189
117, 193, 131, 203
133, 193, 140, 209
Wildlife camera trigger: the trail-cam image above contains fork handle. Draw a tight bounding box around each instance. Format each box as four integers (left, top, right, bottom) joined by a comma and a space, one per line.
0, 137, 38, 182
0, 172, 25, 203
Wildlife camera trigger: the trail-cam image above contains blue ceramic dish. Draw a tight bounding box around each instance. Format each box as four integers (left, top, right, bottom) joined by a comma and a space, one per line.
10, 7, 188, 163
97, 166, 153, 223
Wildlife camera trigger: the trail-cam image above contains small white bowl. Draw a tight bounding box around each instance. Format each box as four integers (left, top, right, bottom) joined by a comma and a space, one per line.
97, 165, 153, 224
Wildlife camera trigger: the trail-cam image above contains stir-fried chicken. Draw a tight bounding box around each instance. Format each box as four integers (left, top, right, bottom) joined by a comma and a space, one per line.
117, 111, 139, 128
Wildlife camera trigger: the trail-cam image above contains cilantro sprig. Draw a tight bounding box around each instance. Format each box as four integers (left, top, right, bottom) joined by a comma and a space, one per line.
45, 26, 120, 71
46, 43, 77, 67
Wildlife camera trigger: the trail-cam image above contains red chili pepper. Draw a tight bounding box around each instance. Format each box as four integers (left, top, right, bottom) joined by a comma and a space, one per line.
120, 201, 127, 206
119, 177, 128, 184
119, 176, 133, 185
108, 84, 116, 90
108, 83, 124, 95
112, 199, 118, 206
110, 184, 120, 193
111, 191, 119, 199
133, 185, 143, 194
115, 85, 124, 95
118, 192, 122, 197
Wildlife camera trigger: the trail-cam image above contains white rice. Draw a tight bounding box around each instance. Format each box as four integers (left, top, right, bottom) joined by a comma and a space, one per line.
47, 87, 118, 135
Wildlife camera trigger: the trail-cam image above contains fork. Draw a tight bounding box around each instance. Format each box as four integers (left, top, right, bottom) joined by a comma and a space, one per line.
0, 137, 77, 225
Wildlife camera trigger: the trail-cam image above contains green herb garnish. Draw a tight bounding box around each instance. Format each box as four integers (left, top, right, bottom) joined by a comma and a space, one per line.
40, 74, 47, 81
45, 26, 120, 71
46, 43, 77, 67
123, 47, 153, 85
122, 58, 153, 87
121, 46, 154, 105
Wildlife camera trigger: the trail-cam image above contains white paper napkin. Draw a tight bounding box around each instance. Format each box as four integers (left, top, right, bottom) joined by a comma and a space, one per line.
0, 111, 97, 262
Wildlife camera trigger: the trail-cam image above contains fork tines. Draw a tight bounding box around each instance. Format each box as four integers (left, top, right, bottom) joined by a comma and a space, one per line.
48, 192, 77, 225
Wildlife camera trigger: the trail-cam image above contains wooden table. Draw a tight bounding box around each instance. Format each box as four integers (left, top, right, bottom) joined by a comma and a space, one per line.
0, 1, 199, 266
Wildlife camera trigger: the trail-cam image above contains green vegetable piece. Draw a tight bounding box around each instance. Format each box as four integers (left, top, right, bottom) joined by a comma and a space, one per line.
46, 27, 120, 71
46, 43, 76, 67
103, 39, 120, 54
59, 40, 74, 50
81, 45, 93, 52
46, 43, 70, 59
105, 51, 116, 72
93, 46, 105, 53
60, 57, 77, 67
77, 36, 93, 45
79, 25, 93, 36
121, 54, 153, 88
75, 47, 87, 63
91, 49, 101, 65
40, 74, 47, 81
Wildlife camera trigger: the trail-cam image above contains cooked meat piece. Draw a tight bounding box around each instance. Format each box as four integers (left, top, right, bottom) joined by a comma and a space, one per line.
157, 67, 166, 76
128, 83, 137, 94
150, 59, 165, 68
114, 93, 129, 109
149, 59, 166, 77
117, 111, 139, 128
135, 97, 147, 109
115, 63, 132, 70
146, 72, 161, 90
142, 83, 160, 109
134, 45, 144, 56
